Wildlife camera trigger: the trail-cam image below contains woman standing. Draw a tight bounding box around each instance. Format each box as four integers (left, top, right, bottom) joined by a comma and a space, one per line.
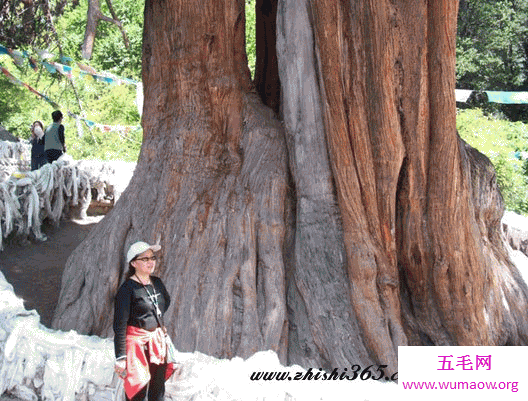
30, 121, 46, 171
114, 241, 175, 401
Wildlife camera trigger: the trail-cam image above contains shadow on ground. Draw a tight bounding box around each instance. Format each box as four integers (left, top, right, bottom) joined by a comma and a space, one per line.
0, 216, 102, 328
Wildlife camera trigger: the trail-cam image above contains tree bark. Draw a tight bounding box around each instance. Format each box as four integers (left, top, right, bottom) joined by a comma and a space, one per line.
277, 0, 372, 370
53, 0, 528, 371
55, 0, 290, 361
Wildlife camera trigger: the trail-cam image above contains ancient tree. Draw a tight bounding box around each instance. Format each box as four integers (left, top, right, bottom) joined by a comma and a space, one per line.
53, 0, 528, 371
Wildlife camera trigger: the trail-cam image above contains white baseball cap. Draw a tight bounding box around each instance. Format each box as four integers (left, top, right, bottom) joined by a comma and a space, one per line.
127, 241, 161, 263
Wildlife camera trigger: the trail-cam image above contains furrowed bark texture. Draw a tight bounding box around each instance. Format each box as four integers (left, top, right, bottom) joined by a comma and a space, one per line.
301, 0, 410, 371
55, 0, 290, 361
277, 0, 528, 369
54, 0, 528, 371
277, 0, 372, 370
395, 1, 526, 346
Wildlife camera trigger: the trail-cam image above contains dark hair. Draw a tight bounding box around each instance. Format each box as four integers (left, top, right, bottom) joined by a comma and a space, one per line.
126, 261, 136, 279
31, 121, 44, 130
51, 110, 63, 122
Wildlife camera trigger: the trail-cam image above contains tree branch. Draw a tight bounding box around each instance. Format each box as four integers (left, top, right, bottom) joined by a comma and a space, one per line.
82, 0, 129, 59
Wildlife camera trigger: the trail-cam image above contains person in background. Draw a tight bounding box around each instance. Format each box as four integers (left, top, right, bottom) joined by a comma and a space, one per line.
114, 241, 175, 401
44, 110, 66, 163
29, 121, 46, 170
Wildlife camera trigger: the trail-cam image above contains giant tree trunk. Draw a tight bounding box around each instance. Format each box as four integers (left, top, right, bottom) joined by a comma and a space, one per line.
53, 0, 528, 370
56, 0, 290, 361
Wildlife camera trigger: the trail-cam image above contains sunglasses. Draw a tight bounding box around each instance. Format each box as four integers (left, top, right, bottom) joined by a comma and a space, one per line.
135, 256, 157, 262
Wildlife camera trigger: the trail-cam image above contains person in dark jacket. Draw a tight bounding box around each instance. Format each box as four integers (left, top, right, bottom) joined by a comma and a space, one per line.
30, 121, 46, 170
114, 241, 175, 401
44, 110, 66, 163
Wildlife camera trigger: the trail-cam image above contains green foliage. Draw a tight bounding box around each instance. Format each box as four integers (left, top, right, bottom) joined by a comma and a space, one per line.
457, 0, 528, 121
457, 108, 528, 214
0, 0, 63, 49
457, 0, 528, 91
55, 0, 144, 79
245, 0, 256, 78
0, 0, 143, 163
0, 53, 142, 161
0, 59, 53, 138
68, 125, 142, 163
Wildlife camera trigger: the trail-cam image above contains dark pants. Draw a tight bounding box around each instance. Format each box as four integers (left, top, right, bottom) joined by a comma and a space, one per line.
126, 348, 168, 401
45, 149, 63, 163
31, 154, 47, 171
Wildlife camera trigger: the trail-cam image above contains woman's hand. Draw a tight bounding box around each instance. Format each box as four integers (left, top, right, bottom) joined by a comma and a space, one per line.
115, 359, 127, 378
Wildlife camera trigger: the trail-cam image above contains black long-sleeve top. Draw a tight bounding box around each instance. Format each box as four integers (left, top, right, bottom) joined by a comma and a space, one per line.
58, 124, 65, 148
113, 276, 171, 359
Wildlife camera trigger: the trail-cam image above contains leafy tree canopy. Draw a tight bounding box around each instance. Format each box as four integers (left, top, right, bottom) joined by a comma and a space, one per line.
0, 0, 71, 49
55, 0, 143, 78
457, 0, 528, 91
457, 0, 528, 121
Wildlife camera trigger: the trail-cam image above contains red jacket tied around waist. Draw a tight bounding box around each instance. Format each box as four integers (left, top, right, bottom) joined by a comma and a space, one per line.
124, 326, 175, 399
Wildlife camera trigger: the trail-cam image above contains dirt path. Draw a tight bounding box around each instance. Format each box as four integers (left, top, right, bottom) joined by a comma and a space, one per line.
0, 216, 102, 328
